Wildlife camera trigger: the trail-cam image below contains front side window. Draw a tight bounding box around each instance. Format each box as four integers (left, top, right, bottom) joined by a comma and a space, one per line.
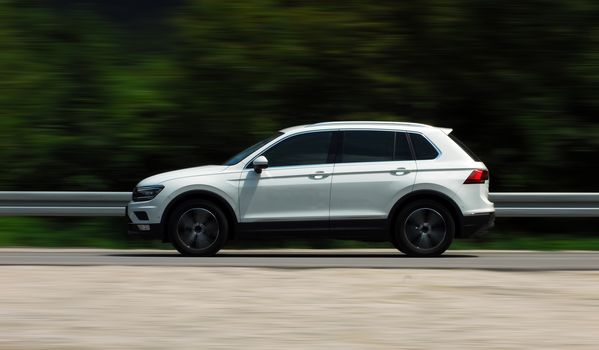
260, 131, 333, 167
338, 131, 395, 163
409, 133, 439, 160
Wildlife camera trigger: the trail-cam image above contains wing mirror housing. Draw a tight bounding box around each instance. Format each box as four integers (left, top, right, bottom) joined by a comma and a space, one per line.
253, 156, 269, 174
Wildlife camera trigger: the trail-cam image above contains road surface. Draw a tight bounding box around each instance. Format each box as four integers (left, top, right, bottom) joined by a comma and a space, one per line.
1, 249, 598, 270
2, 249, 599, 349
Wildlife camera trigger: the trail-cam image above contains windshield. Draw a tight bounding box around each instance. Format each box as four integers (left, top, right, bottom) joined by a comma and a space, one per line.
223, 132, 283, 166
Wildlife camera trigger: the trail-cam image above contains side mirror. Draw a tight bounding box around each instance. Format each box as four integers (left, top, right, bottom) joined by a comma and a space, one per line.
253, 156, 269, 174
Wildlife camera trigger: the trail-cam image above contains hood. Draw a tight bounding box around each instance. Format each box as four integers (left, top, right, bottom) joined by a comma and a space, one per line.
137, 165, 229, 186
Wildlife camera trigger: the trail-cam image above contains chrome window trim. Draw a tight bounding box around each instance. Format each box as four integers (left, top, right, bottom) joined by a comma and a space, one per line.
241, 127, 442, 170
330, 129, 442, 163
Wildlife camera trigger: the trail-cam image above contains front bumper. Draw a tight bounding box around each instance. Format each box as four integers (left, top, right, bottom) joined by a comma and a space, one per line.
126, 205, 164, 240
461, 212, 495, 237
127, 223, 164, 239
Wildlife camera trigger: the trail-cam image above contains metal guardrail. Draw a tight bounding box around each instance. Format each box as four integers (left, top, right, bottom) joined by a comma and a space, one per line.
0, 192, 598, 218
0, 192, 130, 217
490, 193, 599, 217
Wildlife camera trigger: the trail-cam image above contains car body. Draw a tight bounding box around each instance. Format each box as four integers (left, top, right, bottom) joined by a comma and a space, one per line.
127, 121, 494, 256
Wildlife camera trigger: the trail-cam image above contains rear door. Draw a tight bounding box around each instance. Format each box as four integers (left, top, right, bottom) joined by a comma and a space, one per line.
329, 130, 417, 229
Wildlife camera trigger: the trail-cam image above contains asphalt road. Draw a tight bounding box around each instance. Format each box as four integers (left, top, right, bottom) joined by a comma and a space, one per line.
0, 249, 598, 270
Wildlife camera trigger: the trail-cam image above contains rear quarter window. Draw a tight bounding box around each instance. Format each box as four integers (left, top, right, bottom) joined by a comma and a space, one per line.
409, 133, 439, 160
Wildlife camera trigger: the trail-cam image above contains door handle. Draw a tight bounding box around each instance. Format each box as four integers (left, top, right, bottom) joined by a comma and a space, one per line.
309, 171, 329, 180
392, 167, 411, 176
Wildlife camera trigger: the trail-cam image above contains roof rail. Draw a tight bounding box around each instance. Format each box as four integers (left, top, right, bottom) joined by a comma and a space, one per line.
313, 121, 431, 128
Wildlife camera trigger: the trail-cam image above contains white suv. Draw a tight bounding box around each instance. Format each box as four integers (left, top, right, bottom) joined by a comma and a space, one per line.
127, 121, 494, 257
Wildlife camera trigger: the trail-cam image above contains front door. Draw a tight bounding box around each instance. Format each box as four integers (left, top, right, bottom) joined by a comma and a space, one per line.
238, 131, 334, 229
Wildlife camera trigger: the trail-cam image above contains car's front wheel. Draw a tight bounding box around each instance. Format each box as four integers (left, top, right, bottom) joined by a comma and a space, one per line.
392, 199, 455, 257
168, 199, 228, 256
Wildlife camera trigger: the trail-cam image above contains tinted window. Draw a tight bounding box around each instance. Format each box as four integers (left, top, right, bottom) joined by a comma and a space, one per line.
224, 132, 282, 165
395, 132, 413, 161
339, 131, 394, 163
261, 132, 332, 167
409, 133, 439, 160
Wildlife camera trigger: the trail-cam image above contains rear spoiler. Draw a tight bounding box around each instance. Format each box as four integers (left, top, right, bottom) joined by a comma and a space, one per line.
438, 127, 453, 135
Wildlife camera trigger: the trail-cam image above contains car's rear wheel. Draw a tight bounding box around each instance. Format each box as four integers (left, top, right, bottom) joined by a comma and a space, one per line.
168, 199, 228, 256
392, 199, 455, 257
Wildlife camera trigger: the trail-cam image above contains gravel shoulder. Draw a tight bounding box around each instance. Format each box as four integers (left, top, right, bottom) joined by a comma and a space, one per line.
1, 266, 599, 349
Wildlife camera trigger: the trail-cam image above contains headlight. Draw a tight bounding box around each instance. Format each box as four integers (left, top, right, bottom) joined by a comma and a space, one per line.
132, 185, 164, 202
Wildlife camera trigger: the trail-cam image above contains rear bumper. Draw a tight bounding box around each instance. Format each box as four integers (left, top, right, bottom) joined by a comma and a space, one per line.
461, 212, 495, 237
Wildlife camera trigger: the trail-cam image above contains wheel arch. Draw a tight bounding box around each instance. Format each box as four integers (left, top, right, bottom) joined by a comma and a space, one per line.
160, 190, 238, 242
389, 190, 464, 238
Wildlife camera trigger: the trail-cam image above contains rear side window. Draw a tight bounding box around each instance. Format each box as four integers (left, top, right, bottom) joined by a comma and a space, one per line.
339, 131, 394, 163
409, 133, 439, 160
449, 134, 481, 161
394, 132, 413, 161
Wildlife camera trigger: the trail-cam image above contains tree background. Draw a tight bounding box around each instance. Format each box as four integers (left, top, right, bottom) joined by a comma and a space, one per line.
1, 0, 598, 192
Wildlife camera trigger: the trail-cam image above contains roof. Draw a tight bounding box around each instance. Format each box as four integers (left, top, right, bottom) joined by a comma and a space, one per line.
280, 121, 451, 134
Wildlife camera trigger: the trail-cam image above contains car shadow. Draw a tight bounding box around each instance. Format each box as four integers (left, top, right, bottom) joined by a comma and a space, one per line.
107, 252, 477, 258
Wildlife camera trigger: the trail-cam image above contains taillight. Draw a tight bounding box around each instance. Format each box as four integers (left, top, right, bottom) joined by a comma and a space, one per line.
464, 169, 489, 184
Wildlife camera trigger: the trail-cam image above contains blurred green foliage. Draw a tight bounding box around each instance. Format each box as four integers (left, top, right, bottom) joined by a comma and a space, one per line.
0, 0, 598, 248
0, 0, 597, 191
0, 217, 165, 248
1, 216, 598, 250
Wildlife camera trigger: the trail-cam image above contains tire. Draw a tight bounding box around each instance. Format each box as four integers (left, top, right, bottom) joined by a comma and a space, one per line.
168, 199, 229, 256
392, 199, 455, 257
